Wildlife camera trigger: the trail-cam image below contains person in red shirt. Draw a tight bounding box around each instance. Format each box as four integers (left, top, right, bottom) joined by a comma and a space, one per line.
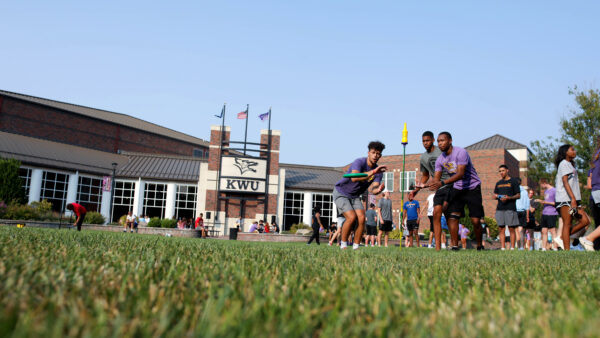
66, 203, 87, 231
195, 213, 206, 238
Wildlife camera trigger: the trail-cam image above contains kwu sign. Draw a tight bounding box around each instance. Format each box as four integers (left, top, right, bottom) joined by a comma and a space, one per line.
219, 156, 267, 193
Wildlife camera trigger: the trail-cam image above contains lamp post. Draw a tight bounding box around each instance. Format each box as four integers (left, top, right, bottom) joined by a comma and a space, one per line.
110, 162, 117, 223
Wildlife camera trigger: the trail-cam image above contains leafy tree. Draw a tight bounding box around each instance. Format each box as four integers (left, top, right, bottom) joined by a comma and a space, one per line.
0, 158, 26, 204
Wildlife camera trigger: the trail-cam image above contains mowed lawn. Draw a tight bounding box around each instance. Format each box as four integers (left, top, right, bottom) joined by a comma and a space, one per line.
1, 227, 599, 337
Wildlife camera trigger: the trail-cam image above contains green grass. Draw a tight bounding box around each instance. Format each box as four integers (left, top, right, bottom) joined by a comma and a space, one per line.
0, 227, 599, 337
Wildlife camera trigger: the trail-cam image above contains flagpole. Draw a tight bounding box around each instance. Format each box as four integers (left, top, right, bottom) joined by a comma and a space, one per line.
243, 104, 249, 155
400, 123, 408, 249
216, 103, 226, 225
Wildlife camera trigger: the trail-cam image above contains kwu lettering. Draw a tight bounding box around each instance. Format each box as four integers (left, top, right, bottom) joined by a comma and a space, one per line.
226, 179, 260, 191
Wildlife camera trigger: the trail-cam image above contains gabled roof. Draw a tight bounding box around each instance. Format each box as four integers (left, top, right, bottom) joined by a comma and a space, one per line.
0, 89, 209, 147
117, 152, 204, 182
466, 134, 527, 151
0, 131, 128, 175
281, 163, 343, 191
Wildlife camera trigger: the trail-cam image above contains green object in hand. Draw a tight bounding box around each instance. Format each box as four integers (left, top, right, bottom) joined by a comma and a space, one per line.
343, 173, 368, 178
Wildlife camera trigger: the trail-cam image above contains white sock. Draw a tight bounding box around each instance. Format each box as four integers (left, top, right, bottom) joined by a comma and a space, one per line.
353, 243, 360, 250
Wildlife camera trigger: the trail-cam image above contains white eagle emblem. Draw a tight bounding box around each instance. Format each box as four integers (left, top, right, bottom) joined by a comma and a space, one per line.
234, 157, 258, 175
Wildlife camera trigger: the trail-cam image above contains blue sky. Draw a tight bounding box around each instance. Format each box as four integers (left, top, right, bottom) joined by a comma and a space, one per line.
1, 1, 599, 166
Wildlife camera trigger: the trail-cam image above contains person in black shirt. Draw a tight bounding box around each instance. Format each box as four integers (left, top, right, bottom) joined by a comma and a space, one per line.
493, 165, 521, 250
307, 205, 324, 245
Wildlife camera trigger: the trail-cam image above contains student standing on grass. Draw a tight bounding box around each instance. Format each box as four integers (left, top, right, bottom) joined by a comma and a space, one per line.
377, 191, 394, 247
581, 140, 600, 251
333, 141, 387, 250
428, 132, 484, 251
307, 205, 324, 245
515, 177, 530, 250
403, 193, 420, 247
554, 144, 590, 251
525, 189, 540, 250
493, 165, 521, 251
365, 203, 378, 247
66, 202, 86, 232
459, 223, 470, 249
410, 131, 452, 251
536, 179, 559, 251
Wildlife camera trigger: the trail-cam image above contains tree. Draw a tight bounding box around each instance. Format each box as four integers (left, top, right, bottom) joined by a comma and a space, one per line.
0, 158, 26, 204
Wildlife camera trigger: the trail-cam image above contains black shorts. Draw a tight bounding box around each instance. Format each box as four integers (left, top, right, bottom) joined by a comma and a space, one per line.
525, 216, 537, 230
541, 215, 557, 229
379, 220, 393, 232
407, 219, 419, 231
428, 216, 434, 232
366, 225, 378, 236
433, 185, 451, 206
517, 211, 527, 227
447, 185, 484, 218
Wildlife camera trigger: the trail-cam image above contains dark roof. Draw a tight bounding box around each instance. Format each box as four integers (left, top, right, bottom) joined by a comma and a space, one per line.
281, 163, 343, 191
466, 134, 527, 151
0, 131, 128, 175
117, 152, 204, 182
0, 89, 209, 147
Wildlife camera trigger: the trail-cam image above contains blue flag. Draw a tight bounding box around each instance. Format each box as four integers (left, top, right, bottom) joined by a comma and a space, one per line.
259, 112, 269, 121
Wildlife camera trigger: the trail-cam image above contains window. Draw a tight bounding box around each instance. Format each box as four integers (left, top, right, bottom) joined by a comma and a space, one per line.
312, 193, 333, 228
77, 176, 103, 212
18, 167, 32, 201
41, 171, 69, 212
283, 192, 304, 231
382, 172, 394, 192
193, 148, 204, 158
144, 183, 167, 219
400, 171, 416, 192
112, 180, 136, 222
175, 184, 197, 220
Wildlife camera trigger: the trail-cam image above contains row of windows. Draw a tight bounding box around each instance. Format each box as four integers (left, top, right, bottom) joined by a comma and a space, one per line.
282, 192, 334, 231
382, 171, 416, 193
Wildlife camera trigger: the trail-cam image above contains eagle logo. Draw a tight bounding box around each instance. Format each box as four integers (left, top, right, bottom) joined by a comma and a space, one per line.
234, 158, 258, 175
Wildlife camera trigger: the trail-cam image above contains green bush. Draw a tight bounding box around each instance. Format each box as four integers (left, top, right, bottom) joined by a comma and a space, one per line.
161, 218, 177, 228
388, 229, 403, 239
147, 217, 161, 228
423, 229, 431, 240
2, 201, 38, 220
0, 158, 26, 204
289, 223, 310, 234
84, 212, 105, 224
483, 216, 499, 239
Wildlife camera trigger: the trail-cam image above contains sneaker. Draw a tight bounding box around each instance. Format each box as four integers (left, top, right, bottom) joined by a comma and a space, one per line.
451, 246, 460, 251
130, 230, 133, 233
554, 237, 564, 250
340, 241, 348, 250
570, 228, 586, 239
571, 244, 584, 251
328, 242, 332, 246
518, 248, 524, 251
580, 237, 595, 251
541, 248, 547, 251
123, 230, 126, 233
501, 248, 506, 251
477, 246, 484, 251
442, 243, 447, 249
352, 243, 360, 250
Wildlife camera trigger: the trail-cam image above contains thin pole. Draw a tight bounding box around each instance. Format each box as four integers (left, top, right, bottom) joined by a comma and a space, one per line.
243, 104, 249, 155
216, 103, 226, 224
263, 107, 272, 224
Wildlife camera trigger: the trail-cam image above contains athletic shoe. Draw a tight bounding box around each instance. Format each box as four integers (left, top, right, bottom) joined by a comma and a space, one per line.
477, 246, 484, 251
442, 243, 446, 249
541, 248, 547, 251
352, 243, 360, 250
340, 242, 348, 249
451, 246, 460, 251
501, 248, 505, 251
518, 248, 524, 251
130, 230, 133, 233
570, 228, 586, 239
554, 237, 564, 250
123, 230, 126, 233
571, 244, 584, 251
328, 242, 332, 246
580, 237, 595, 251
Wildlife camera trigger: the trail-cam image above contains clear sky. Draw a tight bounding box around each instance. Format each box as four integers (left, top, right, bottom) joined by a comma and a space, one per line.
1, 1, 599, 166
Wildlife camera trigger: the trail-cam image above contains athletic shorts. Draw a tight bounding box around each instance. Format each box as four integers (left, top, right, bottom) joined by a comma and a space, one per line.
428, 215, 434, 232
496, 210, 520, 227
541, 215, 557, 229
379, 220, 393, 232
525, 216, 537, 230
366, 225, 378, 236
517, 211, 527, 227
407, 219, 419, 231
333, 188, 364, 214
447, 185, 484, 218
555, 200, 581, 211
433, 185, 451, 206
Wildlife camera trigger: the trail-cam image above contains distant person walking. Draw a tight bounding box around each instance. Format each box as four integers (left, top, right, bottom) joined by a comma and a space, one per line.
307, 206, 324, 245
403, 193, 421, 247
365, 203, 378, 247
66, 202, 87, 232
515, 177, 530, 250
377, 191, 394, 247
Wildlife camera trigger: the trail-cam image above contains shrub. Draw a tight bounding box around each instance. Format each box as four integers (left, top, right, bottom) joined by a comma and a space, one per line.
388, 229, 403, 239
423, 229, 431, 240
460, 207, 500, 240
84, 212, 105, 224
147, 217, 161, 228
31, 200, 53, 220
3, 201, 38, 220
161, 218, 177, 228
483, 216, 499, 239
289, 223, 310, 234
0, 158, 26, 204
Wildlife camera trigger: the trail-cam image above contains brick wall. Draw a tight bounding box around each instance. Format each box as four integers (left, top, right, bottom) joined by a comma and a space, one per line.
0, 96, 207, 156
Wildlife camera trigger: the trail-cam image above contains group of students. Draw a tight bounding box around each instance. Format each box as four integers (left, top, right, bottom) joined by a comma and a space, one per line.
328, 132, 600, 251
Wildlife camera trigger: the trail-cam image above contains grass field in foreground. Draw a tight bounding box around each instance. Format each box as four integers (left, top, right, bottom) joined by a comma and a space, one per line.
0, 227, 599, 337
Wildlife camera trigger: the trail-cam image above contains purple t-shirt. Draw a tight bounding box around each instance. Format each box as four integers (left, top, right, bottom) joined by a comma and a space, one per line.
591, 150, 600, 191
335, 157, 383, 198
434, 146, 481, 190
542, 187, 558, 216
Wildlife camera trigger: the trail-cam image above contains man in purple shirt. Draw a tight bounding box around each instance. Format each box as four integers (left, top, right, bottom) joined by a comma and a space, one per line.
333, 141, 387, 250
535, 178, 559, 250
428, 132, 484, 250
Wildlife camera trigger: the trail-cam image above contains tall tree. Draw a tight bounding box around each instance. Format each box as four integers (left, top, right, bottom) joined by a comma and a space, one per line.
0, 158, 26, 204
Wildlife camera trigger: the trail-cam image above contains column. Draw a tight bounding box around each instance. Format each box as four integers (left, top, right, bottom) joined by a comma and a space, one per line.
133, 178, 145, 216
165, 183, 176, 219
100, 189, 112, 224
65, 171, 79, 216
28, 169, 43, 204
302, 192, 313, 226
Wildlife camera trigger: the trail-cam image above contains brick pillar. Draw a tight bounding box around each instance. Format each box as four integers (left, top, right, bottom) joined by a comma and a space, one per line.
260, 129, 281, 222
205, 125, 231, 231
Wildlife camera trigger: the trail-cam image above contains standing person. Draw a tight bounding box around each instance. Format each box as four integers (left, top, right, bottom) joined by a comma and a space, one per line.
365, 203, 378, 247
422, 193, 436, 248
377, 191, 394, 247
428, 132, 484, 250
125, 211, 135, 233
515, 178, 530, 250
535, 179, 559, 250
582, 140, 600, 250
195, 213, 206, 238
66, 202, 87, 232
307, 206, 324, 245
459, 223, 470, 249
493, 165, 521, 250
333, 141, 387, 250
272, 220, 280, 233
525, 189, 540, 250
329, 211, 345, 246
403, 193, 421, 247
554, 144, 590, 250
410, 131, 452, 251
